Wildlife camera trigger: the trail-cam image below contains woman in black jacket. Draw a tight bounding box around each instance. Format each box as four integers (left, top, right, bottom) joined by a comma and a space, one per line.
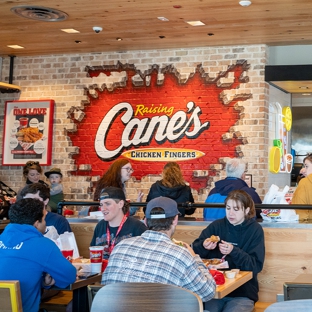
146, 162, 195, 217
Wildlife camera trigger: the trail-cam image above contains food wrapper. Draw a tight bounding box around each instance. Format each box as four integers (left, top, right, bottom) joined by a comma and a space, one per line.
203, 259, 229, 270
209, 269, 225, 285
72, 258, 91, 272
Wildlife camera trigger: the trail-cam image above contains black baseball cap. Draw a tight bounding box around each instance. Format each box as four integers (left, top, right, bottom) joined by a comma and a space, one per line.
99, 187, 126, 201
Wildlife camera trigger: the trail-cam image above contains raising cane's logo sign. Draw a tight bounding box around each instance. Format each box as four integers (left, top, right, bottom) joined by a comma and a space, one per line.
67, 61, 251, 189
95, 101, 208, 160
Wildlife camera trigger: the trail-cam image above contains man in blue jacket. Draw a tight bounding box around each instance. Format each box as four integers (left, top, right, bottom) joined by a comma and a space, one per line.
0, 198, 76, 312
203, 158, 262, 220
19, 183, 72, 234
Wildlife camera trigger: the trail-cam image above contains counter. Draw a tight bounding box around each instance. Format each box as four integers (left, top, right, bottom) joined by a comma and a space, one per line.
69, 217, 312, 303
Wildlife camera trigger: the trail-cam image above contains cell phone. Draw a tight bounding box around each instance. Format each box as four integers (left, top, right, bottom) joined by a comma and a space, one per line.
77, 272, 99, 279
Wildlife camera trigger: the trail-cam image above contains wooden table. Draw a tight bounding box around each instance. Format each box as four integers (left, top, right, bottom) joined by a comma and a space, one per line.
214, 271, 253, 299
55, 273, 102, 312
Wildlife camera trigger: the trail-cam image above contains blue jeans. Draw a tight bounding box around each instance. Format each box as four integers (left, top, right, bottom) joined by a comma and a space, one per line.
204, 297, 254, 312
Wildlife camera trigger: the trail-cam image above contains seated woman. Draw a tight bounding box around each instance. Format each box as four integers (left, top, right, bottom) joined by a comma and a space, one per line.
146, 162, 195, 217
192, 190, 265, 312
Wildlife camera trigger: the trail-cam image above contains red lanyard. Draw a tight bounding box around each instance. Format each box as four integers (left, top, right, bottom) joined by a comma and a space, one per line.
106, 215, 127, 254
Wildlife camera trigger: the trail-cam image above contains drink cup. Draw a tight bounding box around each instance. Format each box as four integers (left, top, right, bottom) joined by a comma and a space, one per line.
61, 249, 74, 262
19, 117, 28, 129
89, 246, 104, 273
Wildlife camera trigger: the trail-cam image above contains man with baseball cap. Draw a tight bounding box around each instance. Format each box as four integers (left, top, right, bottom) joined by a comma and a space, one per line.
101, 196, 216, 303
90, 186, 147, 259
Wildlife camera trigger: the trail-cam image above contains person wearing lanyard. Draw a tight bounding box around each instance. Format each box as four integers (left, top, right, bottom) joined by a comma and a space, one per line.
90, 186, 147, 259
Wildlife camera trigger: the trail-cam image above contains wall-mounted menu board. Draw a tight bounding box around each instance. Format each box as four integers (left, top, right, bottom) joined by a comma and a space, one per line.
2, 100, 54, 166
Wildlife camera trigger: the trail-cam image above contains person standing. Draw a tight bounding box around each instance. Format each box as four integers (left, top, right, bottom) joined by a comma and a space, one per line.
90, 187, 147, 259
93, 159, 143, 215
0, 198, 76, 312
44, 168, 64, 213
146, 162, 195, 216
203, 158, 262, 220
292, 153, 312, 220
193, 190, 265, 312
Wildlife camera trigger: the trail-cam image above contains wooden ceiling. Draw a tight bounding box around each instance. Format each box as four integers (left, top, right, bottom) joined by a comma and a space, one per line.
1, 0, 312, 58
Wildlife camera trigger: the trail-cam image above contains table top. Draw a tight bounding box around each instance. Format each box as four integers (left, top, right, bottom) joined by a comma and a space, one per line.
214, 271, 253, 299
54, 273, 102, 291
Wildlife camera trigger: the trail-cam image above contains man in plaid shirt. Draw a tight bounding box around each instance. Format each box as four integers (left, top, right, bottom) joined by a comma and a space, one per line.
102, 196, 216, 303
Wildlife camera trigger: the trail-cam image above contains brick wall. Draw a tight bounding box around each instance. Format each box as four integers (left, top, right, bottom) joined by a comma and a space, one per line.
0, 44, 269, 218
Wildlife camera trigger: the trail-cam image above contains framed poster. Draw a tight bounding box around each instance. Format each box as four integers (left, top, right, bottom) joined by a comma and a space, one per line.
2, 100, 54, 166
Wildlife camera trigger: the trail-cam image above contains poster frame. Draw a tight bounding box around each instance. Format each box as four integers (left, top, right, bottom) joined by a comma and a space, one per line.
2, 99, 54, 166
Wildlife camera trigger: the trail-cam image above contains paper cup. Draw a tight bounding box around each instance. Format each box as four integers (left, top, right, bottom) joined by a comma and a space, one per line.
19, 117, 28, 129
89, 246, 104, 273
61, 249, 74, 262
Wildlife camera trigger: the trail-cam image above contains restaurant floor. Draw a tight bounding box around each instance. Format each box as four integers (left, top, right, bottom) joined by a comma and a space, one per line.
39, 290, 272, 312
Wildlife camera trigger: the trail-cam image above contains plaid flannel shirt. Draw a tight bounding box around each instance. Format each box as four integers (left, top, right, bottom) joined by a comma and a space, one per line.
102, 230, 216, 302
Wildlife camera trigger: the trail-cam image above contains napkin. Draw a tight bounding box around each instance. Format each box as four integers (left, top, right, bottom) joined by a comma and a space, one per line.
209, 269, 225, 285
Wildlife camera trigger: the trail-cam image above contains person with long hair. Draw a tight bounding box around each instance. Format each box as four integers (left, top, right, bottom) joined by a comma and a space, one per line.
17, 161, 49, 197
292, 153, 312, 220
193, 190, 265, 312
146, 162, 195, 217
93, 159, 143, 215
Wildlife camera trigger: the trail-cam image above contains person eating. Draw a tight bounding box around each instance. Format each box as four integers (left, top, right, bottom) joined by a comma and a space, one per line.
192, 190, 265, 312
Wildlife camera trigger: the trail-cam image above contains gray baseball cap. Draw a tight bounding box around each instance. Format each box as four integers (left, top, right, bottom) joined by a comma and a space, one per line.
145, 197, 181, 219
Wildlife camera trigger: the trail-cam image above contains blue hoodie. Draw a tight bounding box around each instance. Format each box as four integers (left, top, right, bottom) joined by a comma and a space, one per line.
0, 223, 76, 312
203, 178, 262, 220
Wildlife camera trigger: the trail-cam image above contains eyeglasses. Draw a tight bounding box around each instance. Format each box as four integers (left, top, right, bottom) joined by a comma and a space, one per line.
122, 167, 134, 173
26, 161, 40, 167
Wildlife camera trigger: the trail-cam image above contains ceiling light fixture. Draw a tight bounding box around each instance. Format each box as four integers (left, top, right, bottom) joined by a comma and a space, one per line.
299, 86, 309, 89
61, 29, 80, 33
7, 45, 24, 49
157, 17, 169, 22
186, 21, 205, 26
239, 1, 252, 7
302, 93, 311, 96
75, 40, 81, 44
116, 37, 122, 41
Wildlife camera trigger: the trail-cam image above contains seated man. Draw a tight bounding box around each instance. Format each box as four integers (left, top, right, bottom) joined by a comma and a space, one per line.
19, 183, 72, 234
204, 158, 262, 220
90, 186, 147, 259
102, 196, 216, 303
0, 198, 76, 312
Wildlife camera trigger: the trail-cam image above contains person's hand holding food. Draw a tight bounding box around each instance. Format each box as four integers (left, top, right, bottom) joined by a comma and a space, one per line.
203, 235, 220, 250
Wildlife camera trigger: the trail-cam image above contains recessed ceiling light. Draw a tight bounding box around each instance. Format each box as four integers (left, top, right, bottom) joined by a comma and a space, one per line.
299, 86, 309, 89
186, 21, 205, 26
7, 45, 24, 49
116, 37, 122, 41
159, 35, 166, 39
302, 93, 311, 95
207, 33, 214, 36
157, 17, 169, 22
75, 40, 81, 44
61, 29, 80, 33
239, 1, 252, 6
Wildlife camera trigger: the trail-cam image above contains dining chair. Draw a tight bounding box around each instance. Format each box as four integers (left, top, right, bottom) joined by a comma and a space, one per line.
0, 280, 23, 312
90, 282, 203, 312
